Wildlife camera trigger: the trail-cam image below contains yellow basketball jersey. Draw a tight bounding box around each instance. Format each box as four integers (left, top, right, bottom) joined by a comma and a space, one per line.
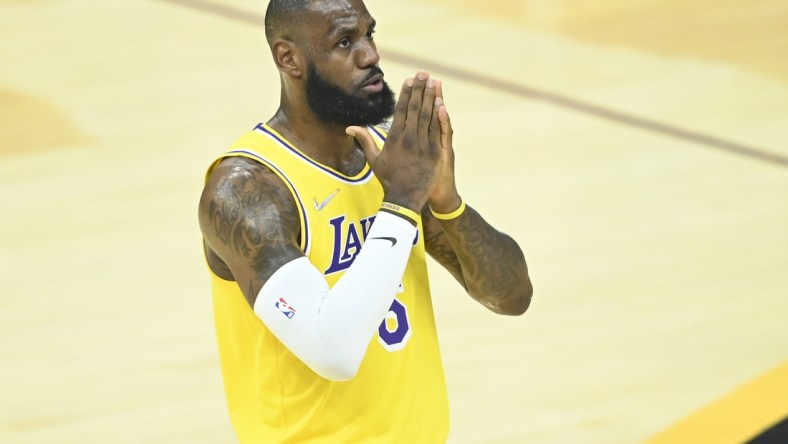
205, 123, 449, 443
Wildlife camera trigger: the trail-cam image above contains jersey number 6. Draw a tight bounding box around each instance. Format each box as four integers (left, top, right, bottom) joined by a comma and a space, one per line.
377, 297, 411, 352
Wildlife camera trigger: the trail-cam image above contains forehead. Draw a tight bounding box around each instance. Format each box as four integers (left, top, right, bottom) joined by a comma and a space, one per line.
305, 0, 373, 34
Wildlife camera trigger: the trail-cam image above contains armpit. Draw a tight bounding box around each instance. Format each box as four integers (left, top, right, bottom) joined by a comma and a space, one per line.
204, 243, 234, 281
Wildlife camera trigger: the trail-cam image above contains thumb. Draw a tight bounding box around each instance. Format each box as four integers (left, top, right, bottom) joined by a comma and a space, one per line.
346, 126, 380, 165
437, 101, 452, 152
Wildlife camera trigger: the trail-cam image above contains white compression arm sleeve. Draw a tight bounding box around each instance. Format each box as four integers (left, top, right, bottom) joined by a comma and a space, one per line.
253, 211, 417, 381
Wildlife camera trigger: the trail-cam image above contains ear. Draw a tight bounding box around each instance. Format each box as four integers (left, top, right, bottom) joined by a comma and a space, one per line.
271, 39, 304, 78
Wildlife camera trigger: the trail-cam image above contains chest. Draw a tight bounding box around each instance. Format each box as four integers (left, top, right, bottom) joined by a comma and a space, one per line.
297, 175, 385, 282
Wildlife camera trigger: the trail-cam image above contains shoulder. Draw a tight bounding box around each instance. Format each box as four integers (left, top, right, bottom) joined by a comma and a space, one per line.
199, 155, 304, 297
204, 156, 280, 193
199, 156, 301, 254
201, 157, 288, 216
201, 155, 298, 223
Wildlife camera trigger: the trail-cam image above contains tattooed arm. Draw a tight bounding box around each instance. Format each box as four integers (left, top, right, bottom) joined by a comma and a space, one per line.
421, 81, 532, 316
199, 156, 304, 306
422, 206, 532, 316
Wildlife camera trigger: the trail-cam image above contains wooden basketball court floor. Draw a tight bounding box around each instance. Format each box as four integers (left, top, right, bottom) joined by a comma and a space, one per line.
1, 0, 786, 442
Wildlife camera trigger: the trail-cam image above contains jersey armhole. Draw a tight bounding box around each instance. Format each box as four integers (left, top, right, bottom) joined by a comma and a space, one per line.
207, 150, 311, 256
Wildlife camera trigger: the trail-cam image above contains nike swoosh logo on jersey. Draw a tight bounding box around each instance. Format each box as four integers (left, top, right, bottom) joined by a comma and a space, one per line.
313, 189, 340, 211
370, 236, 398, 247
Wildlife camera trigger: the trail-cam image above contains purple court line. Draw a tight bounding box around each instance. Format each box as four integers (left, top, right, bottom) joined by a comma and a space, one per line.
156, 0, 788, 168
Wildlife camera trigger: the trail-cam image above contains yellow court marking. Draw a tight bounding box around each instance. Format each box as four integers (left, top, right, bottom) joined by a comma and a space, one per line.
647, 361, 788, 444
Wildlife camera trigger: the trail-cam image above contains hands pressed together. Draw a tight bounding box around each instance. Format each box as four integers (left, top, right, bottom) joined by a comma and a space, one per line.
346, 71, 461, 215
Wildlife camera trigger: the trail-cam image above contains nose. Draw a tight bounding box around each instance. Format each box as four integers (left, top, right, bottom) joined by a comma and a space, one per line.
357, 39, 380, 68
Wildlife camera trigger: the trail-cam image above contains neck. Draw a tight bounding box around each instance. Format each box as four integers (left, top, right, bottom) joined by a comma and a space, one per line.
267, 105, 360, 172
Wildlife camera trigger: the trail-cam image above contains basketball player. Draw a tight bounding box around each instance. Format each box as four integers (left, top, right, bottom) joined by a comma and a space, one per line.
197, 0, 533, 442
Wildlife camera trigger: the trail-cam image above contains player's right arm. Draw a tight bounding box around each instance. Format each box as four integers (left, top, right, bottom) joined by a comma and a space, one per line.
200, 73, 443, 382
200, 157, 304, 303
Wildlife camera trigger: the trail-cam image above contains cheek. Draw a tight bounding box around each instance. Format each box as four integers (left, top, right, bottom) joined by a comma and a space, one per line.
321, 57, 361, 87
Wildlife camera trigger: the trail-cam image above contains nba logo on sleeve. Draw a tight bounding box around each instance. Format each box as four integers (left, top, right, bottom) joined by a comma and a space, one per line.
275, 297, 296, 319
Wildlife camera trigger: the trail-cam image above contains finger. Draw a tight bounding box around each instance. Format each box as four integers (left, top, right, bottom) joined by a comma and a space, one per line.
346, 126, 380, 166
434, 81, 451, 149
391, 78, 414, 133
420, 78, 438, 146
428, 88, 442, 156
406, 71, 429, 131
437, 100, 453, 152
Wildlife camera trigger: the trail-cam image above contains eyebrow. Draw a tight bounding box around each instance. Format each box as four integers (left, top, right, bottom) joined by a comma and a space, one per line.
328, 18, 376, 37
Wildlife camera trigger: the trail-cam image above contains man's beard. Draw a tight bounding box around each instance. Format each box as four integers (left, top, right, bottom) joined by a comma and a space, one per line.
305, 62, 395, 127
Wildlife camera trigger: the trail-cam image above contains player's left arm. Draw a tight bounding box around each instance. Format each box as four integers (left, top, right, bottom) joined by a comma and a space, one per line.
422, 82, 533, 316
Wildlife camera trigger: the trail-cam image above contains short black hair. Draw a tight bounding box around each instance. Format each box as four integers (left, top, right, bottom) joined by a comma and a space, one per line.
264, 0, 313, 45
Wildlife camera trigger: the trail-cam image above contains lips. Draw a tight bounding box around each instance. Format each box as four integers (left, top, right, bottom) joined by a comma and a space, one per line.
360, 73, 384, 93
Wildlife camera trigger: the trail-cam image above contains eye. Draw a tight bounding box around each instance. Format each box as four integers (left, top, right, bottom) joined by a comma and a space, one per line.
366, 29, 376, 39
338, 37, 351, 48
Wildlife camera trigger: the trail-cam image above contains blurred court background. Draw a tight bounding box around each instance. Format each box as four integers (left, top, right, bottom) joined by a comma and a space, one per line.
1, 0, 787, 442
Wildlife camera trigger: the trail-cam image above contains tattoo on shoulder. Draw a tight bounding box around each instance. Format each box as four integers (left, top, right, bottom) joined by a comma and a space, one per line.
202, 157, 301, 281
